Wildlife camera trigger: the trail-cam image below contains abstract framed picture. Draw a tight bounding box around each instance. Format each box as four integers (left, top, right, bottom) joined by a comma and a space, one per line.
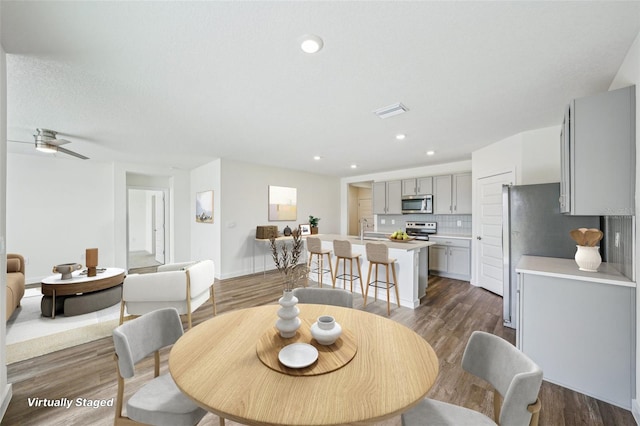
196, 190, 213, 223
268, 185, 297, 221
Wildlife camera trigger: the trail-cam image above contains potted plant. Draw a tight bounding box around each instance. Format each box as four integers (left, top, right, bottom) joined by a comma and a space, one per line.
309, 215, 320, 234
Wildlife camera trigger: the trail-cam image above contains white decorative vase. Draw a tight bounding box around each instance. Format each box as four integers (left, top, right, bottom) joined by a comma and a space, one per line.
310, 315, 342, 345
276, 290, 301, 338
575, 245, 601, 272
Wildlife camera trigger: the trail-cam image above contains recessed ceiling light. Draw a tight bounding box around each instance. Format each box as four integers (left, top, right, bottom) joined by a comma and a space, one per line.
350, 164, 358, 169
300, 34, 323, 54
426, 150, 435, 156
396, 134, 406, 140
313, 155, 321, 160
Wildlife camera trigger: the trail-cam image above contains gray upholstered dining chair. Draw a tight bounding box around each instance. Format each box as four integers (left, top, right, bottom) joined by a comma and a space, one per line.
402, 331, 543, 426
112, 307, 216, 426
292, 287, 353, 308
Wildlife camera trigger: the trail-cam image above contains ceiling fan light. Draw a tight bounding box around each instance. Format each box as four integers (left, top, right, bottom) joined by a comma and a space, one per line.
35, 142, 57, 154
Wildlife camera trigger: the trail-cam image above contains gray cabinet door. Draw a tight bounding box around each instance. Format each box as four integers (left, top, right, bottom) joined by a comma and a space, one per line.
448, 247, 470, 276
568, 85, 635, 215
416, 177, 433, 195
372, 182, 387, 214
428, 246, 448, 272
453, 173, 472, 214
386, 180, 402, 214
401, 179, 417, 196
434, 175, 452, 214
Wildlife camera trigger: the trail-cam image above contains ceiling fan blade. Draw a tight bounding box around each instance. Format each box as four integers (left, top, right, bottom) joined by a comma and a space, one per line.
7, 139, 32, 145
57, 146, 89, 160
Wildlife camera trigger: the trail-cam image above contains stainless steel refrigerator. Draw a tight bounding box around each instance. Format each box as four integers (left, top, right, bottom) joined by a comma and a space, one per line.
502, 183, 600, 329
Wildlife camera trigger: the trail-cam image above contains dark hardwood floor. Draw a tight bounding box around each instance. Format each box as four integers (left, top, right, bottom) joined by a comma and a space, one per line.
3, 272, 635, 425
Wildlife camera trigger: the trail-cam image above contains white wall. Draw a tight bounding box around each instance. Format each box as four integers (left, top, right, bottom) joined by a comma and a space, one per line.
219, 159, 340, 279
190, 159, 221, 275
7, 154, 116, 282
0, 30, 12, 420
127, 189, 149, 252
609, 29, 640, 421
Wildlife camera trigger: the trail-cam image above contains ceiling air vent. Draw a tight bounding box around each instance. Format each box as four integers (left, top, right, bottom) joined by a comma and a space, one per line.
373, 102, 408, 119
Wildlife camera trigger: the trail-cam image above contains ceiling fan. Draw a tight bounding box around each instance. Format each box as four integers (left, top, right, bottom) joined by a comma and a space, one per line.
8, 128, 89, 160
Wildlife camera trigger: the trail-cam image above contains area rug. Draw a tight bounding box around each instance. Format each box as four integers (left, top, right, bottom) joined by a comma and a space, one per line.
6, 287, 122, 364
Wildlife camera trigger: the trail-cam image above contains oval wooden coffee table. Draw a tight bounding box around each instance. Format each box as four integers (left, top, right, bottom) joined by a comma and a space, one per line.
170, 304, 439, 425
41, 267, 125, 318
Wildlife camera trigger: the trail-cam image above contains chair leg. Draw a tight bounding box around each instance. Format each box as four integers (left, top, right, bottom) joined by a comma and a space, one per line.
374, 264, 379, 301
333, 257, 339, 287
119, 299, 126, 325
385, 264, 391, 316
391, 262, 400, 308
210, 286, 217, 316
356, 256, 364, 297
364, 263, 373, 307
219, 417, 226, 426
349, 258, 354, 293
528, 398, 542, 426
317, 254, 322, 285
326, 253, 334, 285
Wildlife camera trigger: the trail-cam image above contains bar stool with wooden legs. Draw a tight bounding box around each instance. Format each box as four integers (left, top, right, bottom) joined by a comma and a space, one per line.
364, 242, 400, 316
307, 236, 333, 287
332, 240, 364, 296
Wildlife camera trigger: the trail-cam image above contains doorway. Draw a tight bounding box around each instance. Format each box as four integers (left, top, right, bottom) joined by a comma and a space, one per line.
347, 182, 373, 236
127, 188, 167, 271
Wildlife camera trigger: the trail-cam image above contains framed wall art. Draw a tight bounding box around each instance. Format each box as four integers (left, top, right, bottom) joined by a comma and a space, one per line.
268, 185, 297, 221
196, 190, 213, 223
299, 224, 311, 235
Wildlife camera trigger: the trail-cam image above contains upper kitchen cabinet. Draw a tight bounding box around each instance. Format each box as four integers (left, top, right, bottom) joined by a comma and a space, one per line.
401, 177, 433, 196
560, 85, 635, 215
373, 180, 402, 215
433, 173, 472, 214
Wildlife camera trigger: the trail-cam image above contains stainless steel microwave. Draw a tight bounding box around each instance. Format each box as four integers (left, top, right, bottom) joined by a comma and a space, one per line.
401, 195, 433, 214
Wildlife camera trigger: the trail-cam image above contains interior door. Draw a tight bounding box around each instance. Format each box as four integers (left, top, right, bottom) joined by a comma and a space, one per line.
476, 171, 514, 295
153, 194, 165, 264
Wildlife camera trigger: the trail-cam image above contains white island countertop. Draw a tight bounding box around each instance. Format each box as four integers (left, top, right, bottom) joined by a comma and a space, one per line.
315, 234, 435, 251
516, 255, 635, 288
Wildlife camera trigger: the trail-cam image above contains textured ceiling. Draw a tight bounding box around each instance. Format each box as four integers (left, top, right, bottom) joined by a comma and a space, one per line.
2, 1, 640, 176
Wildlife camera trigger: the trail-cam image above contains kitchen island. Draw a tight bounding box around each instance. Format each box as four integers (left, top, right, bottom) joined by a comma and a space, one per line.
314, 234, 434, 309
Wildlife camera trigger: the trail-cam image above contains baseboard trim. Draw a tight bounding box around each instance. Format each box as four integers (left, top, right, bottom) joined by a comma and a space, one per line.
0, 383, 13, 422
632, 399, 640, 424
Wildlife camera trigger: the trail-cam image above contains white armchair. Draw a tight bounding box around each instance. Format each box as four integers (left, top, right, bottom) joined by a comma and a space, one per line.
120, 260, 217, 329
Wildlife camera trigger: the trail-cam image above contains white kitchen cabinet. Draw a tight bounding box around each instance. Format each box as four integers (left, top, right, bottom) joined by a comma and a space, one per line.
402, 177, 433, 196
560, 85, 635, 215
428, 237, 471, 281
517, 256, 635, 410
433, 173, 471, 214
373, 180, 402, 215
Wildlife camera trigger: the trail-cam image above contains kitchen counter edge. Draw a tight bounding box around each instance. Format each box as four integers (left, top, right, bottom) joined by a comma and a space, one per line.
516, 255, 635, 288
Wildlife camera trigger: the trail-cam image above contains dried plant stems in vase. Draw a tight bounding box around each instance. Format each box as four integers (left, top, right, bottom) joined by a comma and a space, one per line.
270, 231, 306, 338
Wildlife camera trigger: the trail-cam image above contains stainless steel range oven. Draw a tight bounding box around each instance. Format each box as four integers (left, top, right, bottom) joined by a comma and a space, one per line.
405, 222, 436, 240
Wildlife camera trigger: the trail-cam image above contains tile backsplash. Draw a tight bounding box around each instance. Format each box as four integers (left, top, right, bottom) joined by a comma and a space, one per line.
602, 216, 633, 280
376, 214, 472, 236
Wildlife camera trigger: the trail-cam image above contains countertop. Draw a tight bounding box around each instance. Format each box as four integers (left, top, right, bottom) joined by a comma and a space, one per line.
516, 255, 635, 288
316, 234, 434, 251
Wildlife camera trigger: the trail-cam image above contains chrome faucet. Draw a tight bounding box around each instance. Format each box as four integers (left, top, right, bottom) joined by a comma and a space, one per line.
359, 218, 368, 241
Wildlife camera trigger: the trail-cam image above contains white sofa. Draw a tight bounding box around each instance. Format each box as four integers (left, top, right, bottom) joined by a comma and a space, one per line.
120, 260, 216, 328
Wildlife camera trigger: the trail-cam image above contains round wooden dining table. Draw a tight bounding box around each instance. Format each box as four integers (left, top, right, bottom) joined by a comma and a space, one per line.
169, 304, 439, 426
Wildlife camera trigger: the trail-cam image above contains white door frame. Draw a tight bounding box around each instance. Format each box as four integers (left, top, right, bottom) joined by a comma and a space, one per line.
126, 185, 169, 270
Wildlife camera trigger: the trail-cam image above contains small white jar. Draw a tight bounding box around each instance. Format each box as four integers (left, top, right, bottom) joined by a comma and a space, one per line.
310, 315, 342, 346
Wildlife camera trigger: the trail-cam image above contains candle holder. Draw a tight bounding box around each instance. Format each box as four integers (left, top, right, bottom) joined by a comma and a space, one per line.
86, 248, 98, 277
